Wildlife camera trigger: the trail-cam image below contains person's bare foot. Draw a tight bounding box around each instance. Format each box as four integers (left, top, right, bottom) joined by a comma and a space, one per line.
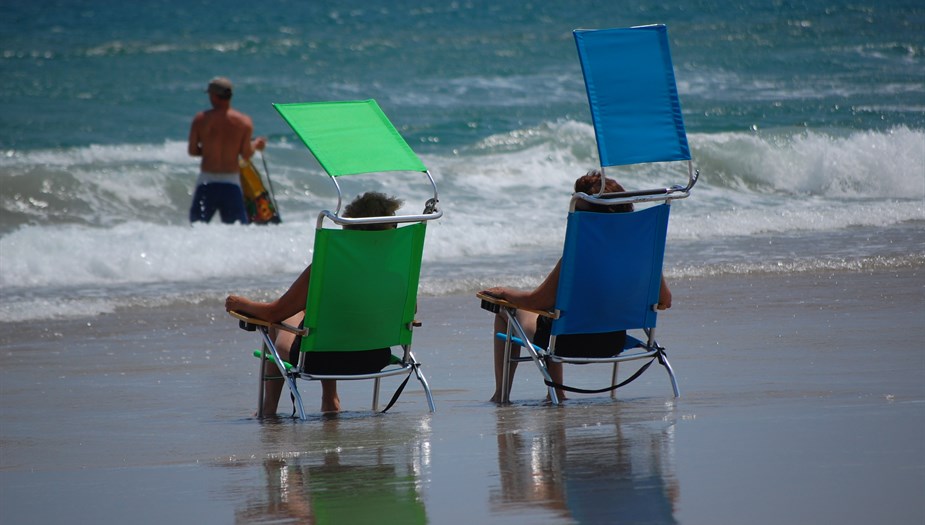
321, 395, 340, 413
545, 392, 568, 403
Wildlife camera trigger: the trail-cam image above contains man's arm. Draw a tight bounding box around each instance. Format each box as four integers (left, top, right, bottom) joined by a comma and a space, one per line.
238, 118, 256, 161
188, 113, 203, 157
236, 115, 267, 161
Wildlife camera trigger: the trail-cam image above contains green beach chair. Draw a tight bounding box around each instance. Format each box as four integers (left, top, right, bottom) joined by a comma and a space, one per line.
230, 100, 440, 419
479, 25, 699, 404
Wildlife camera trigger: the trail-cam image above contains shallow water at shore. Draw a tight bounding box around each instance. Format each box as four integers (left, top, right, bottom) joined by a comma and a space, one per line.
2, 268, 923, 524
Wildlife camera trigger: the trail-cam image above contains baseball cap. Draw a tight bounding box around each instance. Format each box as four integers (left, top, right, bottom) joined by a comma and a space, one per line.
206, 77, 233, 96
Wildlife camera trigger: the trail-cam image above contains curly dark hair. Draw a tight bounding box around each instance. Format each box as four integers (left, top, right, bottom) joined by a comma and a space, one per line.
573, 169, 633, 213
343, 191, 404, 230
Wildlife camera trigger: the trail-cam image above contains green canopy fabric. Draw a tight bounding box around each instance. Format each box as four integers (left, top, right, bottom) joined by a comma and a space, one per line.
274, 100, 427, 177
302, 222, 426, 352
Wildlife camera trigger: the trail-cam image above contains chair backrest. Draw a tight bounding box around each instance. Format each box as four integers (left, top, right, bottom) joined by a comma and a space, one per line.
574, 25, 690, 167
301, 222, 426, 352
552, 203, 670, 336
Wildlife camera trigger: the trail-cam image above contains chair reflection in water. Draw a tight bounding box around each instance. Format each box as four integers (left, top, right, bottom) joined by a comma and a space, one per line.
491, 407, 679, 523
235, 420, 430, 524
478, 25, 699, 404
228, 99, 440, 419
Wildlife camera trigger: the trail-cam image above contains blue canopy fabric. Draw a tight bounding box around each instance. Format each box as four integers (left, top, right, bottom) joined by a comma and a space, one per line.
574, 25, 690, 167
273, 100, 427, 177
552, 204, 670, 335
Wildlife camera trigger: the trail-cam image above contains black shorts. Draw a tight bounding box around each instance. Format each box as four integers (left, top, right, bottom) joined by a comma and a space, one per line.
290, 332, 392, 375
533, 315, 626, 358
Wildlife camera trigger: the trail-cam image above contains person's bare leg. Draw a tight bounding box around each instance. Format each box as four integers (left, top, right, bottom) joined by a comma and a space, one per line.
491, 313, 517, 403
545, 361, 567, 402
320, 380, 340, 413
490, 311, 537, 403
260, 314, 302, 416
261, 377, 285, 416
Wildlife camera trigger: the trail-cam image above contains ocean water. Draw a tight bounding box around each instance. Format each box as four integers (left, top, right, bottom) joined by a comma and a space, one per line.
2, 0, 923, 322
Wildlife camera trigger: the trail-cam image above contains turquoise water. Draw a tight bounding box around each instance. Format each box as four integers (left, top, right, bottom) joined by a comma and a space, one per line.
4, 0, 923, 148
1, 0, 923, 320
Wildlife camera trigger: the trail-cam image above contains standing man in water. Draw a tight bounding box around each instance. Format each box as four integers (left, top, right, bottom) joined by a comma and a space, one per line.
188, 77, 267, 224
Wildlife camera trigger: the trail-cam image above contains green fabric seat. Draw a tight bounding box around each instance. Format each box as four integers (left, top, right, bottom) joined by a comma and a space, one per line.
303, 223, 425, 352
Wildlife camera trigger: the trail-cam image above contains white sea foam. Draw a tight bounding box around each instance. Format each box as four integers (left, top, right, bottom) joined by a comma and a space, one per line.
3, 140, 192, 168
693, 126, 925, 198
0, 221, 313, 289
1, 125, 923, 320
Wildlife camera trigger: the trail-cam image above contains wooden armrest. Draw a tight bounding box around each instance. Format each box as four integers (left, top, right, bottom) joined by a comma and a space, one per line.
227, 310, 307, 336
476, 292, 558, 319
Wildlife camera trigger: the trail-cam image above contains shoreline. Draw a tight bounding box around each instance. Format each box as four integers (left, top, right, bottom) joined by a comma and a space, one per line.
1, 266, 923, 524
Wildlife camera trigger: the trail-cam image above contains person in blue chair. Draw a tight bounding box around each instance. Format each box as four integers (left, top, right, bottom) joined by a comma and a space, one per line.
480, 170, 673, 403
225, 192, 402, 414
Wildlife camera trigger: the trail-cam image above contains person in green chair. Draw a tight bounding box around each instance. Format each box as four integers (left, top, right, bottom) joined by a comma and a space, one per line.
226, 192, 402, 414
480, 170, 673, 404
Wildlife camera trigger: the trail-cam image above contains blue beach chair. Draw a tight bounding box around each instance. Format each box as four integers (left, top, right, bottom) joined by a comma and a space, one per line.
229, 100, 441, 419
479, 25, 699, 404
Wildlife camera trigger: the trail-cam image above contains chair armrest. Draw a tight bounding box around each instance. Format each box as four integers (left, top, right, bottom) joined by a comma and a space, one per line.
476, 292, 558, 319
227, 310, 308, 336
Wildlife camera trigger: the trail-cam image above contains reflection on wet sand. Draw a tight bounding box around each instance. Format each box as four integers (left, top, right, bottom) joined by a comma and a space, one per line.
492, 402, 679, 524
232, 415, 431, 524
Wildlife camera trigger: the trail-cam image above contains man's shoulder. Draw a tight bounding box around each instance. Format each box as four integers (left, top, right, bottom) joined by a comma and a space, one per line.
227, 109, 254, 126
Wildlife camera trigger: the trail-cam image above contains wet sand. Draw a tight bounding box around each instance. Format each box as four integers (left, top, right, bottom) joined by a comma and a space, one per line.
1, 268, 923, 524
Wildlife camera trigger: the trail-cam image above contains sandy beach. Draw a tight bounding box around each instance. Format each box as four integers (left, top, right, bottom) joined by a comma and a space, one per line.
1, 267, 923, 524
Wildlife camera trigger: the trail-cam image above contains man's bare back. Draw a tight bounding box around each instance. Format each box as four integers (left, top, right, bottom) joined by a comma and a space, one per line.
188, 107, 255, 174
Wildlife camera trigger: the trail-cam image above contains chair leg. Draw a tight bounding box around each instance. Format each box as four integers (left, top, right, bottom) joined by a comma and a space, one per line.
610, 362, 619, 399
285, 376, 307, 419
546, 377, 559, 405
501, 314, 515, 404
647, 327, 680, 398
536, 356, 558, 405
414, 364, 437, 413
258, 327, 307, 420
372, 377, 381, 411
504, 308, 560, 405
257, 342, 267, 418
659, 351, 681, 398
